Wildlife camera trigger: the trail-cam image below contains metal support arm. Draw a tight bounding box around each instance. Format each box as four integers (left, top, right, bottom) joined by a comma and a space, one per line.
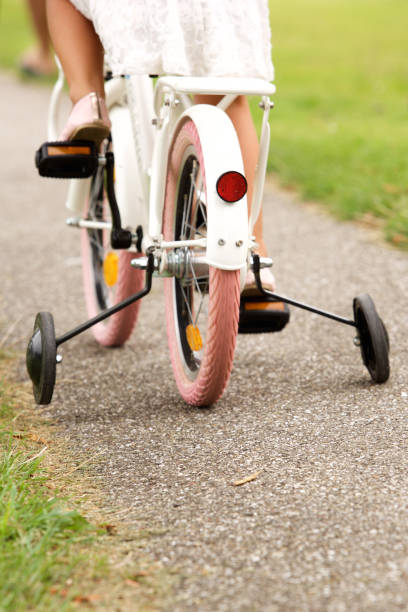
252, 255, 356, 328
56, 253, 155, 347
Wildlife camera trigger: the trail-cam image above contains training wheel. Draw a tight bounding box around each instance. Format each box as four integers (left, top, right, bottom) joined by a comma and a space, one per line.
26, 312, 57, 404
353, 294, 390, 384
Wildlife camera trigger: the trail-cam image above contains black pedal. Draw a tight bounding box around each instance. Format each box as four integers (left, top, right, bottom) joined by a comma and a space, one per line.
35, 140, 98, 178
238, 296, 290, 334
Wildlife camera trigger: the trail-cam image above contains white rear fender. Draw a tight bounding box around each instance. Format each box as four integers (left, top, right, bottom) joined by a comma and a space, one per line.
181, 105, 248, 271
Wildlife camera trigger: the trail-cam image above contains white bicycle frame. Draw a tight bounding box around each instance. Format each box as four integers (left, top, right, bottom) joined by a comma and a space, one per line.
48, 63, 275, 272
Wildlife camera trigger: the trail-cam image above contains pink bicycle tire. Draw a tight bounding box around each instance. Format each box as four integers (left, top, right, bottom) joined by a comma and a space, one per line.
163, 119, 240, 406
81, 182, 143, 347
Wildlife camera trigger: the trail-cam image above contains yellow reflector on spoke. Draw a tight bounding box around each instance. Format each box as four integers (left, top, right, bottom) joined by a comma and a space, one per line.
186, 324, 203, 351
103, 252, 119, 287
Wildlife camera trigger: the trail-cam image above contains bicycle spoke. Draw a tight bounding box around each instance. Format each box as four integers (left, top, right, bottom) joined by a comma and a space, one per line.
182, 162, 198, 240
183, 221, 205, 237
88, 232, 105, 256
181, 194, 188, 241
191, 271, 205, 326
198, 196, 207, 226
179, 281, 194, 324
182, 275, 208, 286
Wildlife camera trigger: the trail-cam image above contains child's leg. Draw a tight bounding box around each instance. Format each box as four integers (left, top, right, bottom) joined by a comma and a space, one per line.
26, 0, 50, 57
46, 0, 104, 103
194, 95, 267, 257
21, 0, 54, 75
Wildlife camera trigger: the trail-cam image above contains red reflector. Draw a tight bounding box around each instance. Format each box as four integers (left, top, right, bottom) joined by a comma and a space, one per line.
216, 171, 247, 203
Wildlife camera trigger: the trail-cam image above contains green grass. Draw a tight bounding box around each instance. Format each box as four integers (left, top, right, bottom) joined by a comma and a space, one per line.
0, 373, 94, 611
266, 0, 408, 246
0, 442, 91, 611
0, 352, 179, 610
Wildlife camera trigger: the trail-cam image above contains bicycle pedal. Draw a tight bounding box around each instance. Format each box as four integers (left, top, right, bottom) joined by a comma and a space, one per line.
35, 140, 98, 178
238, 296, 290, 334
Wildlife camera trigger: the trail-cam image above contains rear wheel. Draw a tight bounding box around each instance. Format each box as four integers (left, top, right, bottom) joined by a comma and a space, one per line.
163, 119, 240, 406
81, 165, 144, 346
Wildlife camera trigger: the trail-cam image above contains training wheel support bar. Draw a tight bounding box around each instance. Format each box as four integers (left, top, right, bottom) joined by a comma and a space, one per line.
26, 254, 155, 405
251, 254, 356, 327
251, 254, 390, 384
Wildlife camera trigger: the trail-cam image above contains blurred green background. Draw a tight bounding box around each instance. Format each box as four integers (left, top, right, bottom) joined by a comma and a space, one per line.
268, 0, 408, 248
1, 0, 407, 247
0, 0, 33, 69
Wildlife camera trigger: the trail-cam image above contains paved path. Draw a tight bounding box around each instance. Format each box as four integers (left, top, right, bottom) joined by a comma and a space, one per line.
1, 72, 408, 611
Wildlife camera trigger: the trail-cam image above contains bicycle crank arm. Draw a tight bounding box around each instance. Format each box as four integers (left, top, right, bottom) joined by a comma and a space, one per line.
252, 254, 356, 328
35, 139, 133, 250
56, 253, 155, 347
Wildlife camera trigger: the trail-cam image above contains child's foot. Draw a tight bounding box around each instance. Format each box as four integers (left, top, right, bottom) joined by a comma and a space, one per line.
59, 92, 111, 146
20, 48, 55, 78
243, 266, 276, 295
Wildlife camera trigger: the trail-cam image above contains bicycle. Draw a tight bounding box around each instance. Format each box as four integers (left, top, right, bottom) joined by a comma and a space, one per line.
26, 61, 390, 406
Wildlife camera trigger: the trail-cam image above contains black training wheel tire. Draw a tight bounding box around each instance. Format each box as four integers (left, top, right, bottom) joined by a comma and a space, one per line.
353, 294, 390, 384
26, 312, 57, 404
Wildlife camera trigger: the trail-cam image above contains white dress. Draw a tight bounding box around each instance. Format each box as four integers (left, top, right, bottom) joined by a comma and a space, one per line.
69, 0, 274, 80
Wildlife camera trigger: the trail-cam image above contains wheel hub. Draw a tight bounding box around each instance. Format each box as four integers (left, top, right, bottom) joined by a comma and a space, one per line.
163, 249, 209, 280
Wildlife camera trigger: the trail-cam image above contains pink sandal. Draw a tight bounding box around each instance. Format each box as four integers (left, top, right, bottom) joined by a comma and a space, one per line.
59, 92, 111, 146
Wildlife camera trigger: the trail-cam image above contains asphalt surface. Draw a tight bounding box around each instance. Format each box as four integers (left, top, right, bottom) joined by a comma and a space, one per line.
2, 72, 408, 611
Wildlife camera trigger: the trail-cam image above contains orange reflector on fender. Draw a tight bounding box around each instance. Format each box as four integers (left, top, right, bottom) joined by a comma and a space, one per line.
216, 171, 247, 203
186, 325, 203, 351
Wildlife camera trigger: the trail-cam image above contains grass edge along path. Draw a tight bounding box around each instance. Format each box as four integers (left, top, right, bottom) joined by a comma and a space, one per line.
0, 351, 95, 611
266, 0, 408, 249
0, 347, 178, 611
